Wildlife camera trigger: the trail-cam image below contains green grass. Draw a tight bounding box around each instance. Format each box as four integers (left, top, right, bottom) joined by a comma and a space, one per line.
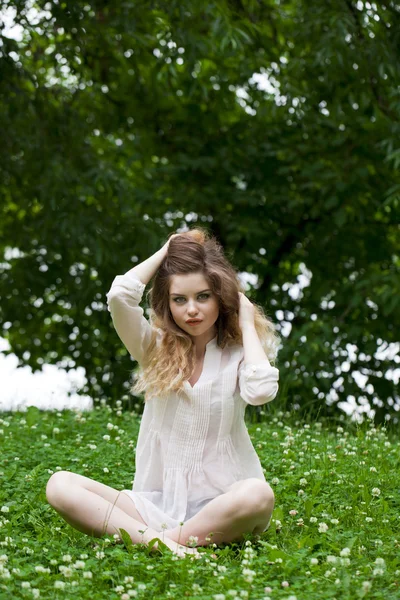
0, 402, 399, 600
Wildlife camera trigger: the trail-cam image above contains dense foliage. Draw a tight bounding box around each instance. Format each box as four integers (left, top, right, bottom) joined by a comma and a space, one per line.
1, 1, 399, 421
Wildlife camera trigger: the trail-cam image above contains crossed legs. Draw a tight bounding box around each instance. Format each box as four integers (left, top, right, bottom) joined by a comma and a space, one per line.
164, 478, 274, 547
45, 472, 274, 550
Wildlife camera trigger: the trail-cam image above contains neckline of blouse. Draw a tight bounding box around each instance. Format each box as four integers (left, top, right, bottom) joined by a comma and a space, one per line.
184, 334, 220, 390
205, 334, 218, 348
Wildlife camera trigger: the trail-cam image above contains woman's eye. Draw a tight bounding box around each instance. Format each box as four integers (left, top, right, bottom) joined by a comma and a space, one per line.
174, 294, 210, 303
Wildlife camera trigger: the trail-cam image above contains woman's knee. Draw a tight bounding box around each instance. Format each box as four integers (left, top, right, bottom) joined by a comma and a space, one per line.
45, 470, 74, 506
237, 479, 275, 516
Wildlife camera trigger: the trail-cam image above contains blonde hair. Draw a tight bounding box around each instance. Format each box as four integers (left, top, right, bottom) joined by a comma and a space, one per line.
130, 227, 280, 401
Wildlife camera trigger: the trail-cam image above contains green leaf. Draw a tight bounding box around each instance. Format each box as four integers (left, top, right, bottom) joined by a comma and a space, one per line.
118, 527, 134, 552
147, 536, 169, 553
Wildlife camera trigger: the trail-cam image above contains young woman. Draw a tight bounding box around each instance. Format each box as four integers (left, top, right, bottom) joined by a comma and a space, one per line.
46, 228, 280, 558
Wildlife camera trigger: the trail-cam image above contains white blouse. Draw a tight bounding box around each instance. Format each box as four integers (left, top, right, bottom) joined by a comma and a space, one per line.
106, 270, 279, 533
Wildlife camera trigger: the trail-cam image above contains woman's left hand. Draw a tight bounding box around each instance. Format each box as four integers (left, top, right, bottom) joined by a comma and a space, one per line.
238, 292, 255, 329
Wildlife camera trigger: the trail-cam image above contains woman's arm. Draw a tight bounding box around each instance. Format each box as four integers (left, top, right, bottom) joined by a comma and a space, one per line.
237, 293, 279, 406
126, 242, 169, 285
125, 233, 183, 283
105, 237, 175, 364
241, 322, 271, 365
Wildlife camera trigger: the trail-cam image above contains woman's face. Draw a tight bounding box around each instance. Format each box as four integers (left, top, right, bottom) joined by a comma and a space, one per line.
169, 272, 219, 338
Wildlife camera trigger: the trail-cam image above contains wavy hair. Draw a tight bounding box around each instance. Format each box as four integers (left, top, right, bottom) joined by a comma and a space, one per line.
130, 227, 280, 401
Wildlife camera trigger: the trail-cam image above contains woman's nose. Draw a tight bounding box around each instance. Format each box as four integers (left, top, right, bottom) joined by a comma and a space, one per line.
187, 301, 199, 314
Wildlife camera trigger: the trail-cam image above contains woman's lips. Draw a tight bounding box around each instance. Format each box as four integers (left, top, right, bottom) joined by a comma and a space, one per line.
186, 320, 202, 326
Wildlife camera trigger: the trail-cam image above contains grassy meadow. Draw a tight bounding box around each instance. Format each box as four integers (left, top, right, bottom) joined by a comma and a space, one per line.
0, 401, 399, 600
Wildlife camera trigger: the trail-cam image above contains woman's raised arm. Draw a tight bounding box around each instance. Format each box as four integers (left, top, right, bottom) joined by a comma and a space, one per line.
105, 236, 175, 364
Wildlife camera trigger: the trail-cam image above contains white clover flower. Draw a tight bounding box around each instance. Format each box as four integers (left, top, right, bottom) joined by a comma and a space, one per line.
309, 516, 318, 523
341, 557, 351, 566
54, 581, 66, 590
340, 548, 351, 557
188, 536, 199, 547
371, 488, 381, 497
310, 558, 319, 565
370, 466, 377, 472
375, 558, 385, 566
0, 507, 9, 513
300, 478, 308, 486
271, 477, 280, 485
326, 556, 337, 563
62, 554, 72, 563
35, 565, 51, 574
318, 522, 329, 533
298, 489, 305, 496
330, 518, 339, 525
373, 568, 384, 576
362, 581, 372, 591
59, 566, 73, 577
103, 435, 111, 441
83, 571, 92, 579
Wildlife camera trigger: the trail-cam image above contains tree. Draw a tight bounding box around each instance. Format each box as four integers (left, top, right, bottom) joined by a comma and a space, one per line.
1, 0, 399, 423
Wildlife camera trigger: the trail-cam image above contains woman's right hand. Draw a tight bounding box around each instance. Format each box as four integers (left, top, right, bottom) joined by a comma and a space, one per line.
162, 233, 180, 253
163, 230, 200, 254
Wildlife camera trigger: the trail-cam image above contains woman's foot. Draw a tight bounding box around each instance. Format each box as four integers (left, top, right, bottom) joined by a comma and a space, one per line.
164, 535, 201, 558
162, 534, 217, 559
150, 534, 201, 558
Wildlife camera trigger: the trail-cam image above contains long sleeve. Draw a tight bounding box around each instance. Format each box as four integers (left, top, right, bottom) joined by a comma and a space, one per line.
238, 357, 279, 406
105, 271, 154, 365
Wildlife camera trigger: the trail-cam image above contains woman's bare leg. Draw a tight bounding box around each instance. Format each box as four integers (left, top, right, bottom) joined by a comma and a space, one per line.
47, 470, 148, 525
45, 471, 199, 557
164, 478, 274, 547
